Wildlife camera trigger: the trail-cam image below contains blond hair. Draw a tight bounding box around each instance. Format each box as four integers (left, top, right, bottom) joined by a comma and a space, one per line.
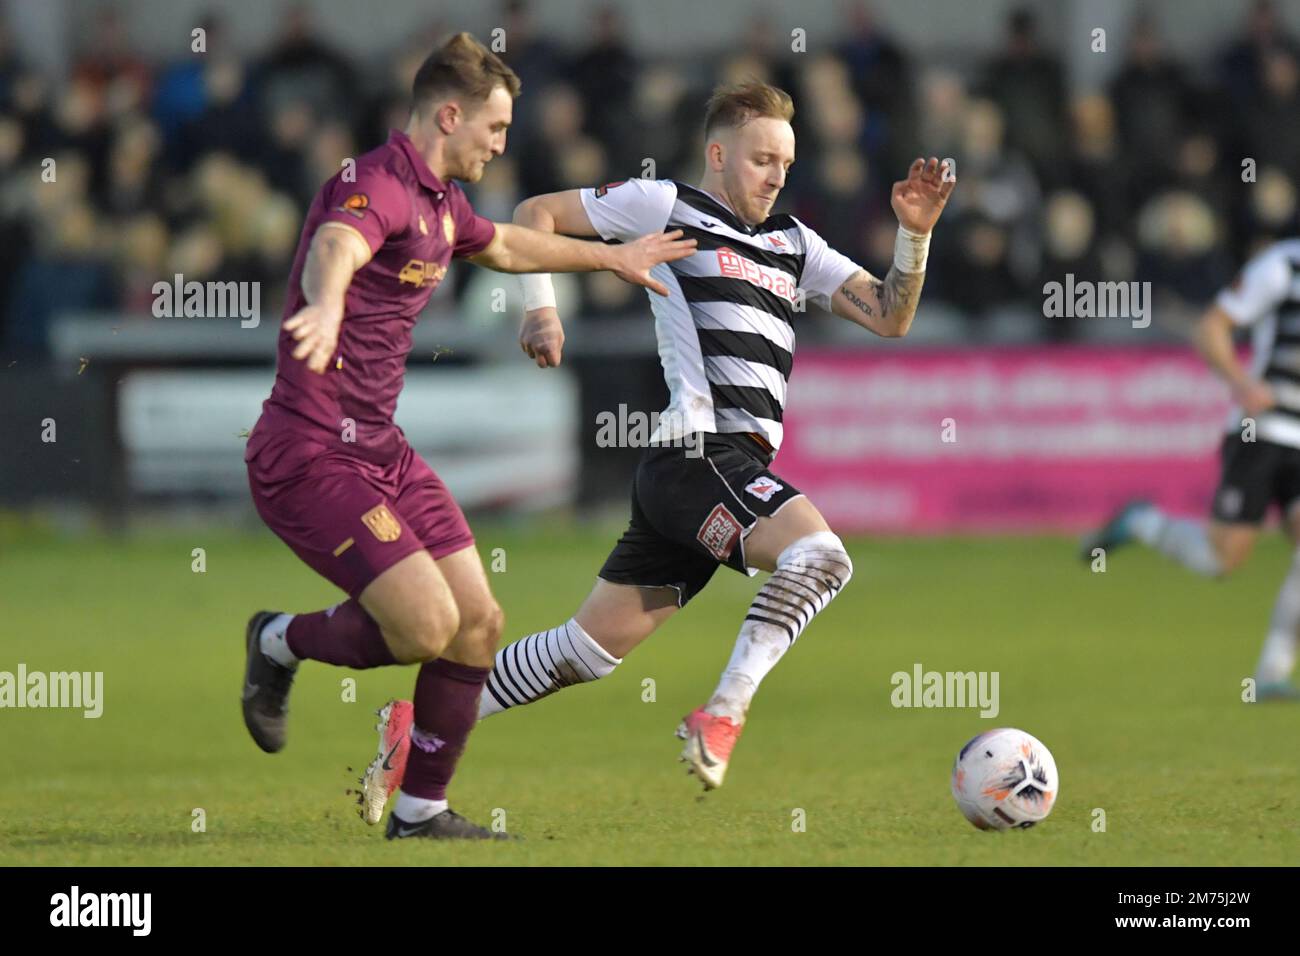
704, 80, 794, 137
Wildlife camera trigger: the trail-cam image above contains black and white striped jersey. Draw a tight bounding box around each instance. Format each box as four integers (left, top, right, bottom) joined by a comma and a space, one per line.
578, 178, 861, 452
1218, 238, 1300, 448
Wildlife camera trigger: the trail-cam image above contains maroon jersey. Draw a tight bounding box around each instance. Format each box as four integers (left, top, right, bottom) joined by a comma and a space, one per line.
247, 129, 496, 466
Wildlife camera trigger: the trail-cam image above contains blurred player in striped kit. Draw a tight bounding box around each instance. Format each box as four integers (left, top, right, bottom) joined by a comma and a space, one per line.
360, 81, 954, 819
1083, 240, 1300, 700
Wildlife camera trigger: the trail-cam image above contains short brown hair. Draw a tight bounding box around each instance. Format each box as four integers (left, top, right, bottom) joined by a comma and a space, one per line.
412, 32, 522, 114
704, 81, 794, 137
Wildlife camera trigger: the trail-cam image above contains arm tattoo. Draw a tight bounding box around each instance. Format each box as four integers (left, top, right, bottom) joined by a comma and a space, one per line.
840, 284, 874, 316
878, 267, 924, 322
840, 268, 926, 332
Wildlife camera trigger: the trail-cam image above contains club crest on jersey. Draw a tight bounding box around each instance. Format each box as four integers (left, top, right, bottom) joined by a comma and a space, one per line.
361, 504, 402, 542
595, 180, 626, 198
335, 193, 369, 219
442, 211, 455, 244
766, 233, 788, 250
419, 214, 429, 235
697, 503, 742, 560
744, 476, 783, 502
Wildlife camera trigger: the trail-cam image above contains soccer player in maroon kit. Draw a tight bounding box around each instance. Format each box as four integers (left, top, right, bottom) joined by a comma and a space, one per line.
241, 33, 695, 840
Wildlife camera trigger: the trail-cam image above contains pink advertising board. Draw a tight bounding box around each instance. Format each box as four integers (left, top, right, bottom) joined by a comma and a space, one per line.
776, 347, 1235, 533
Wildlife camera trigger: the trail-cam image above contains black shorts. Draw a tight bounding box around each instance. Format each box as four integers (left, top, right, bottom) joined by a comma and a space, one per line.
1211, 434, 1300, 524
598, 433, 804, 605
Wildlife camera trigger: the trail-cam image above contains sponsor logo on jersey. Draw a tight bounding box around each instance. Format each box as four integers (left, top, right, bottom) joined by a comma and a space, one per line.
716, 247, 800, 304
361, 503, 403, 542
744, 476, 783, 502
398, 258, 448, 289
595, 180, 627, 198
335, 193, 369, 219
697, 503, 742, 560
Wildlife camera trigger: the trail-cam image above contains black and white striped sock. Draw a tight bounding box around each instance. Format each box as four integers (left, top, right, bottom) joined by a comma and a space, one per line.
707, 531, 854, 721
479, 618, 621, 720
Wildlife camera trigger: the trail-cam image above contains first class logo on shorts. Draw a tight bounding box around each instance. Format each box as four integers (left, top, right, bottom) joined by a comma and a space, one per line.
361, 504, 402, 542
594, 180, 626, 198
697, 503, 742, 560
335, 193, 369, 219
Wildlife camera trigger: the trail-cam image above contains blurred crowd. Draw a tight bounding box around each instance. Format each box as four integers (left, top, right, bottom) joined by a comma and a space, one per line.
2, 0, 1299, 355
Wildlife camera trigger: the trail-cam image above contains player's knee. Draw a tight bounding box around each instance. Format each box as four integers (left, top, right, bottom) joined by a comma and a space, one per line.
778, 531, 853, 594
403, 601, 461, 663
465, 599, 505, 651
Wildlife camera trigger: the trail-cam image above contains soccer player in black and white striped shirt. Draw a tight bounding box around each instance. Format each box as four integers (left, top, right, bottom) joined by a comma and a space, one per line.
1083, 239, 1300, 699
361, 81, 954, 807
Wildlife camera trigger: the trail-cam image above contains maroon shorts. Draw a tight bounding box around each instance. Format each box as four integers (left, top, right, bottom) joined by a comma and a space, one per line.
247, 432, 474, 598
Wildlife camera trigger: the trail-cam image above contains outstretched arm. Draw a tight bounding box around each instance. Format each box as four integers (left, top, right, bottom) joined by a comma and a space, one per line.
831, 157, 955, 338
469, 219, 693, 292
507, 190, 604, 368
283, 223, 372, 374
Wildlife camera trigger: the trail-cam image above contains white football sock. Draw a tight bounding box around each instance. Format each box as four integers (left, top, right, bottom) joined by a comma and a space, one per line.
706, 531, 853, 722
1257, 549, 1300, 684
392, 791, 449, 823
1128, 507, 1223, 577
259, 613, 298, 668
478, 617, 621, 720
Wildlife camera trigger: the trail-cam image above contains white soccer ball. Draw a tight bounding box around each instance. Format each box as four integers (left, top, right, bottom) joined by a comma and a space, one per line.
951, 728, 1058, 830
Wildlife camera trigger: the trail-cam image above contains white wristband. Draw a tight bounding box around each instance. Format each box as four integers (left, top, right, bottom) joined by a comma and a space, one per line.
520, 273, 557, 311
893, 226, 931, 274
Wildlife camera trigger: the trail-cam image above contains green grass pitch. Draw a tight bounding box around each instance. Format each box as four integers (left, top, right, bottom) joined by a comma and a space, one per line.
2, 521, 1297, 865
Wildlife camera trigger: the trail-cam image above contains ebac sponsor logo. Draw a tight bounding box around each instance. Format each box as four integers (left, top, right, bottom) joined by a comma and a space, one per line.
715, 248, 799, 304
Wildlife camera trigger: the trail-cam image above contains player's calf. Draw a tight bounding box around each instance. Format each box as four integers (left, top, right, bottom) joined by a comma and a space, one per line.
478, 617, 621, 719
709, 529, 854, 721
682, 531, 853, 789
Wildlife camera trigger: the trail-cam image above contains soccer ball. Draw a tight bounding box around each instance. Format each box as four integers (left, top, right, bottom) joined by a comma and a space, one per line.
951, 728, 1058, 830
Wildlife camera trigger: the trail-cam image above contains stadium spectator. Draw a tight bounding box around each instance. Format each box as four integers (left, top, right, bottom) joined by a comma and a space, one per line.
1109, 14, 1195, 196
976, 7, 1067, 184
837, 0, 916, 173
0, 4, 1291, 342
568, 4, 638, 148
1219, 0, 1300, 110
